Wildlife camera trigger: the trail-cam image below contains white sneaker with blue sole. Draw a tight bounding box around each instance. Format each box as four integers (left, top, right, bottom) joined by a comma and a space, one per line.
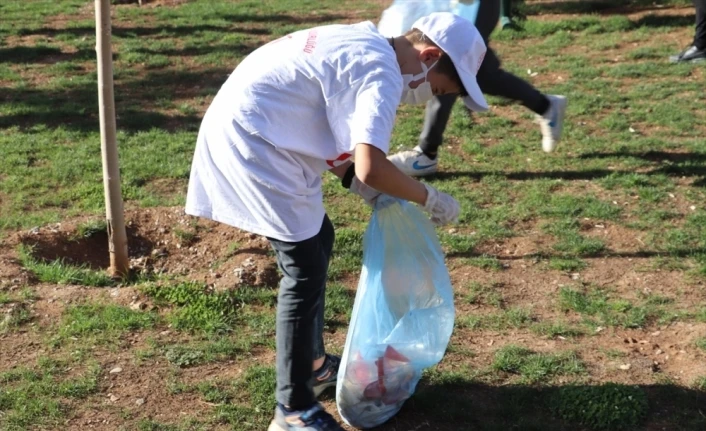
387, 146, 438, 177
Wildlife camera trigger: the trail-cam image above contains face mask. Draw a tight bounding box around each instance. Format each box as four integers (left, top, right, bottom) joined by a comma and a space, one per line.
401, 60, 438, 105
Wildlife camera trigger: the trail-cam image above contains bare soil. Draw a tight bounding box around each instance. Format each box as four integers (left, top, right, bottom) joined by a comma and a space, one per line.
1, 204, 705, 430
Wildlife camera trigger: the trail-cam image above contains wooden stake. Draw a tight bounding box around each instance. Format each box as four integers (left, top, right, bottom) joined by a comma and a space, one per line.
95, 0, 129, 277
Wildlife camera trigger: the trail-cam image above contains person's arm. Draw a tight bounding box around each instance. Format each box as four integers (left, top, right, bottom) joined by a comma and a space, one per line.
333, 143, 459, 225
352, 143, 427, 205
328, 147, 428, 204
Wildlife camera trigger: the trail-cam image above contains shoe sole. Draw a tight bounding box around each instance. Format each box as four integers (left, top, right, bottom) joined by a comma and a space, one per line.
268, 421, 287, 431
408, 169, 437, 177
395, 166, 437, 177
670, 57, 706, 63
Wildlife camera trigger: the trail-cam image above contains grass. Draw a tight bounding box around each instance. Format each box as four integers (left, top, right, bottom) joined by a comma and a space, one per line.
463, 281, 505, 308
141, 281, 276, 334
166, 365, 276, 429
0, 356, 100, 430
548, 383, 649, 430
695, 376, 706, 391
548, 257, 588, 272
531, 320, 586, 338
492, 345, 585, 384
0, 303, 32, 333
173, 227, 197, 245
162, 336, 251, 367
2, 0, 706, 429
56, 303, 157, 343
18, 244, 116, 287
135, 420, 199, 431
557, 286, 691, 329
0, 286, 38, 333
74, 219, 108, 239
465, 254, 505, 271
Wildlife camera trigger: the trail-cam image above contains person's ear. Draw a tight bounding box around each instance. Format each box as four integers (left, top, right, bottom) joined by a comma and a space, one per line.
418, 46, 442, 64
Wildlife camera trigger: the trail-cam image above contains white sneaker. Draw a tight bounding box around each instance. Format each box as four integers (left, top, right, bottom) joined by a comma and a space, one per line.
388, 146, 438, 177
536, 95, 567, 153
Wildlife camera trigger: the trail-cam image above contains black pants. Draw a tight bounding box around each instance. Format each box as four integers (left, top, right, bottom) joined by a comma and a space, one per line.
267, 215, 334, 409
419, 0, 549, 154
695, 0, 706, 50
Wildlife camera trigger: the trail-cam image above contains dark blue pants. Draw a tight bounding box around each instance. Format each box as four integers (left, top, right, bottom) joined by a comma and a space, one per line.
267, 215, 334, 409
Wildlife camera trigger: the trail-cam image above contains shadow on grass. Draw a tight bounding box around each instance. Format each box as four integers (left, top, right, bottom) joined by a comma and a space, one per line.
12, 12, 348, 40
12, 23, 272, 41
446, 247, 706, 260
0, 46, 96, 64
0, 39, 255, 64
0, 67, 234, 133
433, 150, 706, 187
435, 167, 706, 186
521, 0, 694, 18
0, 12, 350, 132
131, 43, 255, 57
366, 381, 706, 431
635, 13, 696, 28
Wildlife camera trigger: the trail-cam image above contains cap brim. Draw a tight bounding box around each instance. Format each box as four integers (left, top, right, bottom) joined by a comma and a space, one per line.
458, 69, 488, 112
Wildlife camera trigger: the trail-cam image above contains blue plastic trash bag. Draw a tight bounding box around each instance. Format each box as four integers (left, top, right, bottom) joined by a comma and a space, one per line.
335, 196, 455, 429
377, 0, 481, 37
377, 0, 452, 37
455, 0, 481, 24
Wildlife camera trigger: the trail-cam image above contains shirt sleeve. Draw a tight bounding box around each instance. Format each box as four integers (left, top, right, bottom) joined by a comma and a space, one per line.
325, 69, 402, 156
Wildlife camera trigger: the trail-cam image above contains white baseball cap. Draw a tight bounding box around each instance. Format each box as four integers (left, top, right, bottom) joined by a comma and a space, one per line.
411, 12, 488, 112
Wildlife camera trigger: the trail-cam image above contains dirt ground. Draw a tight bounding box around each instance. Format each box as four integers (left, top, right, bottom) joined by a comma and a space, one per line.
1, 204, 705, 429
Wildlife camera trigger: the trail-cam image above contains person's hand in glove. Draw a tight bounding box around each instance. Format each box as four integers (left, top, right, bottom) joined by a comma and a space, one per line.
421, 183, 460, 225
349, 176, 382, 206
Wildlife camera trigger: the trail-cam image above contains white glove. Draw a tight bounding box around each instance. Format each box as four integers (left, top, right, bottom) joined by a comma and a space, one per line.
349, 176, 382, 206
422, 183, 460, 225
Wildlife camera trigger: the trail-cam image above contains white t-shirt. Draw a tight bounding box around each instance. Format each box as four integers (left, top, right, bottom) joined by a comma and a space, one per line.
186, 21, 403, 242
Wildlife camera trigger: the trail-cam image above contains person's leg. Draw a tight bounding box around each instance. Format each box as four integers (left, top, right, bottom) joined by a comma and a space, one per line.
269, 215, 333, 410
694, 0, 706, 50
471, 0, 544, 115
476, 43, 566, 152
267, 215, 344, 430
476, 0, 501, 42
473, 0, 566, 152
669, 0, 706, 62
311, 215, 333, 367
500, 0, 515, 30
308, 215, 341, 397
418, 94, 458, 157
476, 48, 549, 116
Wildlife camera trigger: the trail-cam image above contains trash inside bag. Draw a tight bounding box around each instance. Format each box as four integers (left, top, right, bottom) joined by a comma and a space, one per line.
336, 196, 455, 429
377, 0, 481, 38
